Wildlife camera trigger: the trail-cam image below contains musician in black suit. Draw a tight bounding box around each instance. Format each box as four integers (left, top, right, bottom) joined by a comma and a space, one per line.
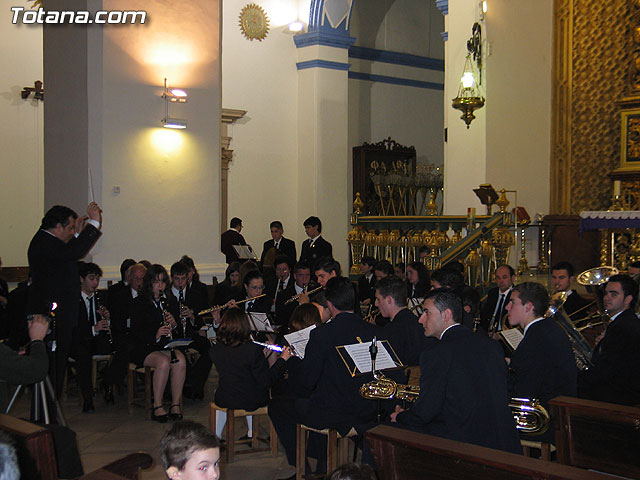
269, 277, 377, 470
374, 276, 431, 367
180, 255, 211, 306
237, 270, 272, 314
169, 261, 212, 400
579, 274, 640, 406
27, 203, 103, 396
275, 262, 315, 329
357, 256, 377, 306
479, 264, 515, 334
260, 221, 297, 272
107, 258, 136, 301
131, 264, 186, 422
299, 216, 332, 269
551, 261, 591, 320
505, 282, 577, 443
265, 256, 294, 328
391, 289, 521, 454
220, 217, 247, 264
73, 262, 120, 412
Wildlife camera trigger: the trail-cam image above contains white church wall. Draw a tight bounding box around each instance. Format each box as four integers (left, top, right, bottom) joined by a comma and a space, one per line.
222, 0, 309, 263
0, 5, 43, 267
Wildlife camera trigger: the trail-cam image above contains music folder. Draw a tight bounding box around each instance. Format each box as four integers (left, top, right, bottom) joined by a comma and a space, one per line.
233, 244, 257, 260
164, 338, 193, 349
336, 339, 403, 377
247, 312, 275, 333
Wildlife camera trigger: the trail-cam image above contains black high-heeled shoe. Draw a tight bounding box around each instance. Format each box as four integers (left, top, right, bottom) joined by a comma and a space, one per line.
152, 406, 168, 423
168, 404, 183, 421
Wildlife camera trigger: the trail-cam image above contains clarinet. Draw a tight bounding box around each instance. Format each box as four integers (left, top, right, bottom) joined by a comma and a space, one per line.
94, 291, 115, 352
159, 293, 179, 364
178, 294, 188, 339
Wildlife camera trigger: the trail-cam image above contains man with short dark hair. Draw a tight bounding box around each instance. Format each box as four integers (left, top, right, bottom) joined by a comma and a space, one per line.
506, 282, 577, 442
260, 221, 297, 271
358, 256, 377, 306
107, 258, 136, 300
391, 288, 521, 454
220, 217, 247, 264
550, 261, 590, 319
579, 274, 640, 405
299, 216, 332, 268
479, 264, 515, 333
430, 267, 465, 291
269, 276, 377, 473
375, 276, 428, 366
27, 202, 103, 396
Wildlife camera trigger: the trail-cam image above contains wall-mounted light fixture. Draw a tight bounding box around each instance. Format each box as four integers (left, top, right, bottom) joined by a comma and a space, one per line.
161, 78, 187, 129
451, 23, 485, 129
22, 80, 44, 101
287, 19, 305, 33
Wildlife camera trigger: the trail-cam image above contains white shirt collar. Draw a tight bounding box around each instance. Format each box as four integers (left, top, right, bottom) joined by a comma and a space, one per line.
81, 291, 93, 302
499, 286, 513, 296
131, 287, 139, 298
295, 283, 305, 294
440, 323, 461, 340
171, 285, 184, 298
610, 310, 624, 323
523, 316, 544, 336
309, 235, 321, 243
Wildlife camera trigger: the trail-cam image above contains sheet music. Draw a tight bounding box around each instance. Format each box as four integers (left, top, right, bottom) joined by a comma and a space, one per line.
247, 312, 275, 332
500, 328, 523, 351
343, 341, 397, 373
233, 244, 257, 260
164, 338, 193, 349
284, 325, 316, 359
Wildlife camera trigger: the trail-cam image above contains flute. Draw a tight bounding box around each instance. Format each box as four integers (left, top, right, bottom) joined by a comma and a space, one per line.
198, 293, 267, 316
251, 340, 299, 357
284, 285, 324, 305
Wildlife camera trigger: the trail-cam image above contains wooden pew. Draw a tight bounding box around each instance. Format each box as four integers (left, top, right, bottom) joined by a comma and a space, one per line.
550, 396, 640, 479
0, 413, 58, 480
365, 425, 615, 480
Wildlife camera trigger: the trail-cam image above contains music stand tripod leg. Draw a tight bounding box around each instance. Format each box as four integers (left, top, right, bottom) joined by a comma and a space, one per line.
5, 384, 24, 414
44, 376, 67, 426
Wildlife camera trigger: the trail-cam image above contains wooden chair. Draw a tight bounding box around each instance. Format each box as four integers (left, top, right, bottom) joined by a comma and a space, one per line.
295, 424, 358, 480
127, 363, 153, 419
520, 439, 555, 461
91, 354, 113, 392
209, 402, 278, 463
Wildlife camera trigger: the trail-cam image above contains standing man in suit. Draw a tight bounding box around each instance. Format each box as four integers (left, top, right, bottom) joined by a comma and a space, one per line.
391, 289, 521, 454
220, 217, 246, 264
260, 221, 297, 272
27, 202, 103, 396
505, 282, 577, 443
550, 261, 590, 320
579, 274, 640, 405
299, 216, 332, 269
269, 277, 377, 473
479, 264, 515, 334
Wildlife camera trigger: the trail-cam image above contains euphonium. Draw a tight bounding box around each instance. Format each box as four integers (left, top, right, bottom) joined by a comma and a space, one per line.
359, 371, 420, 402
508, 398, 550, 435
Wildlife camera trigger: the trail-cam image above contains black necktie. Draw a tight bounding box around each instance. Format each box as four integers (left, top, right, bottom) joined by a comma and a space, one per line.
88, 296, 96, 325
495, 293, 505, 330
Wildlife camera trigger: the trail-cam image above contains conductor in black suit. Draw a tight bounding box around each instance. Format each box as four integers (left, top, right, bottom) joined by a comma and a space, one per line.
391, 289, 521, 454
505, 282, 577, 443
27, 202, 103, 396
579, 274, 640, 405
260, 221, 297, 272
299, 216, 332, 269
220, 217, 247, 264
269, 276, 377, 470
479, 264, 515, 334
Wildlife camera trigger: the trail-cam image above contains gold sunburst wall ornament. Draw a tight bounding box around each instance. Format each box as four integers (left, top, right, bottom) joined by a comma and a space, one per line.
239, 4, 269, 41
30, 0, 44, 8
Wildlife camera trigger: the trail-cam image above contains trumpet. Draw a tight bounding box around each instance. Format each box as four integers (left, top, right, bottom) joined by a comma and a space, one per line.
284, 285, 324, 305
198, 294, 267, 316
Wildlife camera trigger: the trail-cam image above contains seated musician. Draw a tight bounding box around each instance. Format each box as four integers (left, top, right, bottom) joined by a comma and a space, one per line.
406, 261, 430, 299
107, 258, 136, 300
269, 277, 378, 474
550, 261, 590, 320
180, 255, 211, 306
72, 262, 121, 412
210, 308, 292, 440
390, 289, 521, 454
295, 257, 339, 305
238, 271, 271, 314
374, 276, 430, 368
274, 261, 314, 329
478, 264, 514, 335
429, 267, 465, 291
131, 264, 186, 422
504, 282, 577, 443
357, 256, 377, 307
169, 261, 212, 401
455, 285, 481, 331
578, 274, 640, 405
213, 261, 242, 307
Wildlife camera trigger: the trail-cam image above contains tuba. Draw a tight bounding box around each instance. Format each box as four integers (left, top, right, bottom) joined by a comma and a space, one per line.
360, 372, 420, 402
509, 398, 550, 435
576, 266, 618, 329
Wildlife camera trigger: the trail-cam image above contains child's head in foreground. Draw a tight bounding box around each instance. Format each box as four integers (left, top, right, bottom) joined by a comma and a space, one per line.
160, 421, 220, 480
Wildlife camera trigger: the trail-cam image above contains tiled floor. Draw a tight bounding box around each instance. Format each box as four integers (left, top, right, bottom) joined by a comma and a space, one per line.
8, 368, 296, 480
